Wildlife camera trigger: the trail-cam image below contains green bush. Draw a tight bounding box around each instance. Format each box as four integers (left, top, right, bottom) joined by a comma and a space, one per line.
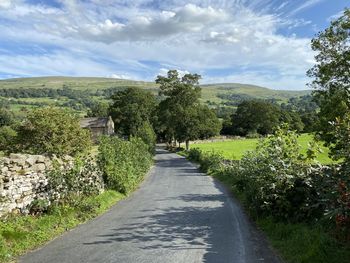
224, 126, 325, 221
0, 126, 17, 153
15, 107, 92, 156
189, 126, 328, 222
135, 121, 156, 154
98, 136, 152, 194
188, 148, 223, 173
48, 154, 103, 202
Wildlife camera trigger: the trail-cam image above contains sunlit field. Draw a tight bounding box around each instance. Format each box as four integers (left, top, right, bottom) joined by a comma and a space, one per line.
192, 133, 333, 164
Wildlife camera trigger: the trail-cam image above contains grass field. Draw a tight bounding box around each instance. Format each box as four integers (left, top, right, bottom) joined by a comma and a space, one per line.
192, 134, 333, 164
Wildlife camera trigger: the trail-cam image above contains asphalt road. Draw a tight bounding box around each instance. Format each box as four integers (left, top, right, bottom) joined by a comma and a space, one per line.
21, 147, 282, 263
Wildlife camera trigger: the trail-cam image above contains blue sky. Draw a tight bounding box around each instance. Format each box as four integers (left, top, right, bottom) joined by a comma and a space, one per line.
0, 0, 348, 89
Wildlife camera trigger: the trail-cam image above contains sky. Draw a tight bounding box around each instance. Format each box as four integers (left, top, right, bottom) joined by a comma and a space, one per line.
0, 0, 348, 89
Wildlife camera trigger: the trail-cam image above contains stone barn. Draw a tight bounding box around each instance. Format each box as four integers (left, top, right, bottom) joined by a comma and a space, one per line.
80, 116, 115, 142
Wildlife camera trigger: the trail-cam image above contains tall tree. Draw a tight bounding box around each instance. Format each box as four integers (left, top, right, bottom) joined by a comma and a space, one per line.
308, 9, 350, 144
156, 70, 220, 150
109, 87, 157, 136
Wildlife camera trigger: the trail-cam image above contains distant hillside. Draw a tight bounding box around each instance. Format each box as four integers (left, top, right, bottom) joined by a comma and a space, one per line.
0, 76, 310, 105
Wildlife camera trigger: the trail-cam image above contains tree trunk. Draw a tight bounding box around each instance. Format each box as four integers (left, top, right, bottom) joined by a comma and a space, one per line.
178, 142, 181, 148
185, 140, 189, 151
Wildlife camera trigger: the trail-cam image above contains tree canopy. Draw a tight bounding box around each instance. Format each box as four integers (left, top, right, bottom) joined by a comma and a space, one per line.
109, 87, 157, 137
308, 9, 350, 144
230, 100, 304, 136
155, 70, 220, 149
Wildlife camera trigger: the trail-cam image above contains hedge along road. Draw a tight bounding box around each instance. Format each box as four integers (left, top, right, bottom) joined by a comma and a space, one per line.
20, 147, 282, 263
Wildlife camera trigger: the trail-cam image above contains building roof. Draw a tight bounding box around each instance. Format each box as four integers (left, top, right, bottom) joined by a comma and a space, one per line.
80, 117, 109, 128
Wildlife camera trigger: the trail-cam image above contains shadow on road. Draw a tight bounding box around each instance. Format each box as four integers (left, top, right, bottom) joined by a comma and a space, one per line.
83, 192, 235, 263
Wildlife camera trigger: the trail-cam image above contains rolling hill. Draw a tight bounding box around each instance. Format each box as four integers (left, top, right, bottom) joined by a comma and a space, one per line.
0, 76, 310, 105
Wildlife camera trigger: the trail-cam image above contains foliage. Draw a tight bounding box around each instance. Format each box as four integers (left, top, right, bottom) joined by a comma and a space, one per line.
156, 70, 221, 149
135, 120, 157, 154
0, 108, 14, 127
225, 126, 325, 220
109, 87, 157, 137
15, 107, 92, 156
308, 9, 350, 144
230, 100, 304, 136
98, 136, 152, 194
187, 148, 223, 173
48, 155, 103, 202
0, 126, 17, 153
281, 95, 319, 132
0, 190, 124, 263
190, 126, 327, 221
87, 101, 110, 117
257, 217, 350, 263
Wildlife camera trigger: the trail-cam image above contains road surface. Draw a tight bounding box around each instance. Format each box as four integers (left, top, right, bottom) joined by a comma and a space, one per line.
21, 147, 282, 263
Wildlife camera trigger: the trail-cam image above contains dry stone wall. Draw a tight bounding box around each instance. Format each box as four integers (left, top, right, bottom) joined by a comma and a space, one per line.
0, 153, 103, 217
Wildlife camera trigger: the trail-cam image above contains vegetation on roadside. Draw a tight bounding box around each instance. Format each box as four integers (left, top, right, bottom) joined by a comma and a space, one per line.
0, 133, 153, 262
0, 107, 92, 156
98, 136, 153, 194
0, 190, 124, 263
184, 125, 350, 262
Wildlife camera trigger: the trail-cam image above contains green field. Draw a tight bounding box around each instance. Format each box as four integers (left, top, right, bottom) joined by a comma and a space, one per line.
192, 134, 333, 164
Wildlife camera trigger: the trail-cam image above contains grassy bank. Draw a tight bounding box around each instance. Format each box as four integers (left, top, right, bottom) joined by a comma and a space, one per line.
192, 133, 333, 164
212, 171, 350, 263
0, 190, 124, 262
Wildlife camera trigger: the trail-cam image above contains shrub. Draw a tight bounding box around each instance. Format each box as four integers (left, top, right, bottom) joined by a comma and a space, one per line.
135, 121, 156, 154
0, 126, 17, 153
189, 126, 328, 222
227, 126, 326, 221
15, 107, 92, 156
48, 154, 103, 202
188, 148, 223, 173
98, 136, 152, 194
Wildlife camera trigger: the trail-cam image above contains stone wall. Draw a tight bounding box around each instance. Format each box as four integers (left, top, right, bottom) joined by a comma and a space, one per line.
0, 153, 103, 217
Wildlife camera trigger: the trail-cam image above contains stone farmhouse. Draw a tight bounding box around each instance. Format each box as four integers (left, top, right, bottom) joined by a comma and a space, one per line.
80, 116, 115, 142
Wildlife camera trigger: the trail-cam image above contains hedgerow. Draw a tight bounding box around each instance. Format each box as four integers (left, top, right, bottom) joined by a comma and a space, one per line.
97, 136, 153, 194
187, 126, 349, 230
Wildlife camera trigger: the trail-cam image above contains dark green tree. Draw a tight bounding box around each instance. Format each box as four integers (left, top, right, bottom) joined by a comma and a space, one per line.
0, 108, 14, 127
87, 101, 110, 117
109, 87, 157, 136
232, 100, 282, 136
156, 70, 220, 150
307, 9, 350, 144
231, 100, 303, 136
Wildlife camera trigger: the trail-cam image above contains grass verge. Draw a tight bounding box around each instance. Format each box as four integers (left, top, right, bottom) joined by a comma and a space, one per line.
0, 190, 124, 262
215, 172, 350, 263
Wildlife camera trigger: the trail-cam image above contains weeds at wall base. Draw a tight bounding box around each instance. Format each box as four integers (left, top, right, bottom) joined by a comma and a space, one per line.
0, 190, 124, 263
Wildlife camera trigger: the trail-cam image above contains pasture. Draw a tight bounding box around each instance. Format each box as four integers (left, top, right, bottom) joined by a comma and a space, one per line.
192, 134, 333, 164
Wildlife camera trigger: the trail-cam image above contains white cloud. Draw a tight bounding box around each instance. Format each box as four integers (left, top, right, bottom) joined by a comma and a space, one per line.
157, 68, 190, 78
109, 73, 131, 79
289, 0, 325, 16
0, 0, 318, 89
0, 0, 12, 9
